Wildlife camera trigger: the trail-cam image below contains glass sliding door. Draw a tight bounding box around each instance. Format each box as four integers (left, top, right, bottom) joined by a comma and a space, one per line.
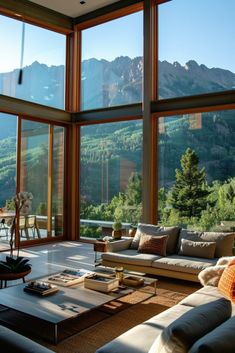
20, 120, 49, 239
20, 119, 65, 241
0, 113, 17, 250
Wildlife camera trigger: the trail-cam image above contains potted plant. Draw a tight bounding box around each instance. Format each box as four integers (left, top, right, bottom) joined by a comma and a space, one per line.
0, 192, 32, 283
112, 220, 123, 240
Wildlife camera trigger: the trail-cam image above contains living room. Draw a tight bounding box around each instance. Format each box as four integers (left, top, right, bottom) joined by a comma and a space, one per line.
0, 0, 235, 352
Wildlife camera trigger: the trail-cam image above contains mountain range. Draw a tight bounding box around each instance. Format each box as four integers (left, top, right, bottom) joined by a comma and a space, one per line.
1, 57, 235, 115
1, 57, 235, 206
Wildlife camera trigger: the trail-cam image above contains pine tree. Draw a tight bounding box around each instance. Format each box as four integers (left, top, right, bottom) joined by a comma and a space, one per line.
169, 148, 210, 218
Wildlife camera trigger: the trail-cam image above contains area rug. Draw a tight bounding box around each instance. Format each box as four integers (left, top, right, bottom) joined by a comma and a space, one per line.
43, 278, 200, 353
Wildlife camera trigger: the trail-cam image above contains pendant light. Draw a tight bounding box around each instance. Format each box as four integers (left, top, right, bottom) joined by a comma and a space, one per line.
18, 21, 25, 85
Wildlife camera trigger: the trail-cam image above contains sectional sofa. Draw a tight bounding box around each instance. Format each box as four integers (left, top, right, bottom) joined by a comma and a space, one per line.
100, 224, 235, 282
96, 283, 235, 353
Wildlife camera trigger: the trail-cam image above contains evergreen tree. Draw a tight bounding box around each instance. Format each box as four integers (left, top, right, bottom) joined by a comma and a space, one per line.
169, 148, 210, 218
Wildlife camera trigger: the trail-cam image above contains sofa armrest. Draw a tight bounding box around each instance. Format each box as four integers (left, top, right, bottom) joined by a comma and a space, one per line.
107, 238, 132, 252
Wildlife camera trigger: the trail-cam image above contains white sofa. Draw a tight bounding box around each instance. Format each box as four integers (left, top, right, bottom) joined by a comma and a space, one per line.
96, 285, 235, 353
100, 225, 235, 282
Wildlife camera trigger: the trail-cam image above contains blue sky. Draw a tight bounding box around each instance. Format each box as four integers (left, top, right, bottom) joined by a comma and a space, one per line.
0, 15, 65, 73
82, 11, 143, 61
159, 0, 235, 72
1, 1, 235, 73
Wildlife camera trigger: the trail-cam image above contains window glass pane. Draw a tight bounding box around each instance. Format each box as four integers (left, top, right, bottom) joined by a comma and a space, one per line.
81, 11, 143, 110
53, 126, 65, 236
0, 113, 17, 208
20, 120, 49, 240
158, 111, 235, 231
0, 15, 65, 109
158, 0, 235, 99
80, 120, 143, 238
0, 113, 17, 250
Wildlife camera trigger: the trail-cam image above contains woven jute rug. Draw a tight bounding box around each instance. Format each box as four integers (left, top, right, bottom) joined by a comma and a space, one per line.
41, 278, 200, 353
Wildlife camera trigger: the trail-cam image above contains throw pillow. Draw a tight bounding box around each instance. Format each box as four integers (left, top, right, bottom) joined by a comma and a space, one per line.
149, 298, 231, 353
176, 230, 234, 258
179, 239, 216, 259
218, 264, 235, 303
189, 316, 235, 353
138, 234, 168, 256
130, 223, 180, 254
130, 223, 161, 250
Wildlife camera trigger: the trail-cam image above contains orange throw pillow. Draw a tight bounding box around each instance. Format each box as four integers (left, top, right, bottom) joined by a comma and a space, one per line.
218, 264, 235, 303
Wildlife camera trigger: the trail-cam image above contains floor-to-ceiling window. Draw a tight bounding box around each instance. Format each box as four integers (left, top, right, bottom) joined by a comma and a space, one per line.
156, 0, 235, 231
79, 9, 143, 238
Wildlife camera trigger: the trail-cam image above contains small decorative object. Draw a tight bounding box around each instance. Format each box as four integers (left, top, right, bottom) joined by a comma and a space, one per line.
115, 266, 124, 283
129, 225, 137, 237
24, 281, 59, 296
112, 220, 123, 240
122, 275, 144, 287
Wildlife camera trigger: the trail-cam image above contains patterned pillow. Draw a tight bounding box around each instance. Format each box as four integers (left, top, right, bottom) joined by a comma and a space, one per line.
138, 234, 168, 256
218, 264, 235, 303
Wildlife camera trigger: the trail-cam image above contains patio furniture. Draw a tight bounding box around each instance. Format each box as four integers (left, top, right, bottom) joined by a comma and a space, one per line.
0, 219, 9, 238
20, 215, 41, 240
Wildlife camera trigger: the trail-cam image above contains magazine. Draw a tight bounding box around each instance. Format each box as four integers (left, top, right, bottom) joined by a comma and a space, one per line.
47, 268, 93, 287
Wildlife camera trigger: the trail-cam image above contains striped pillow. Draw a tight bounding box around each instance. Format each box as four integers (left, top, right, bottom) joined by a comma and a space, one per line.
218, 264, 235, 303
138, 234, 168, 256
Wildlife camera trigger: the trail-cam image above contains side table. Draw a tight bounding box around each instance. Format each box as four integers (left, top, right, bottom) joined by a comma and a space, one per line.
94, 240, 109, 266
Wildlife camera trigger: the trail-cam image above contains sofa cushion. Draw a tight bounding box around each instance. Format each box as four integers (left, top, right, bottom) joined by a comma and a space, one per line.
138, 234, 168, 256
152, 255, 217, 274
0, 325, 54, 353
189, 316, 235, 353
178, 239, 216, 259
130, 223, 180, 254
149, 298, 232, 353
179, 286, 225, 307
218, 264, 235, 303
177, 229, 234, 258
96, 304, 192, 353
101, 249, 161, 267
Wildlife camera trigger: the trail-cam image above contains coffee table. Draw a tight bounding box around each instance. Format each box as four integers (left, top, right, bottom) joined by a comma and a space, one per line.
0, 272, 157, 344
